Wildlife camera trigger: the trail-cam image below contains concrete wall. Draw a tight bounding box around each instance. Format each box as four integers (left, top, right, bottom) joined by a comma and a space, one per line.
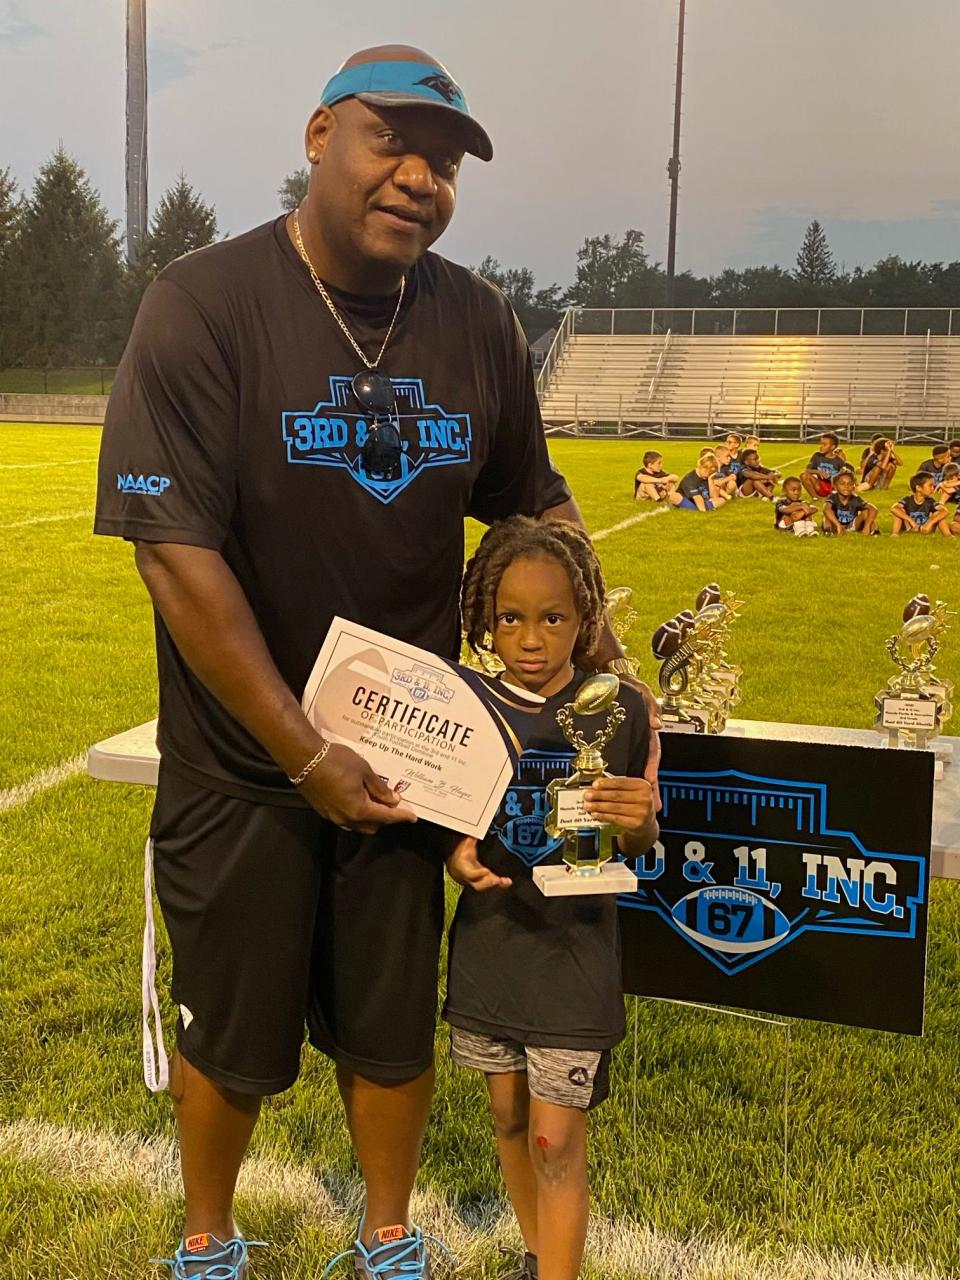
0, 393, 107, 424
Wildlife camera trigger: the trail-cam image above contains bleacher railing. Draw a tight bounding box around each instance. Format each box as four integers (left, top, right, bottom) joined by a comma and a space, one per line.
566, 307, 959, 337
535, 308, 575, 397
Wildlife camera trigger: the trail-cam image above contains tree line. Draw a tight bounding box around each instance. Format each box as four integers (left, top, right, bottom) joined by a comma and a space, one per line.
2, 151, 959, 372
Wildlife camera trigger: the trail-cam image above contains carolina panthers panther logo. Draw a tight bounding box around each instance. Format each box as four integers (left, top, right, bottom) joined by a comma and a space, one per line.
416, 74, 464, 106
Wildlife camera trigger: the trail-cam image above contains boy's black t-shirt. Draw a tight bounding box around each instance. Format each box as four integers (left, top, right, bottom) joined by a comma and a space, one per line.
444, 672, 650, 1049
774, 497, 799, 527
919, 458, 947, 484
898, 494, 939, 525
826, 492, 867, 526
94, 217, 569, 803
808, 450, 844, 480
679, 469, 710, 502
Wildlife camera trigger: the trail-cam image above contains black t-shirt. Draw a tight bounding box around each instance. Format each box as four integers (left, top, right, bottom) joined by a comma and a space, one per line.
919, 458, 947, 484
444, 671, 650, 1049
808, 451, 844, 480
635, 466, 667, 482
95, 217, 570, 803
898, 494, 939, 525
774, 498, 799, 527
679, 470, 710, 502
826, 492, 867, 525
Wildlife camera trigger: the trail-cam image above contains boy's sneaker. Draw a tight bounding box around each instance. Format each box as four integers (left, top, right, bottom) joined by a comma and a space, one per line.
322, 1224, 453, 1280
497, 1246, 539, 1279
151, 1233, 266, 1279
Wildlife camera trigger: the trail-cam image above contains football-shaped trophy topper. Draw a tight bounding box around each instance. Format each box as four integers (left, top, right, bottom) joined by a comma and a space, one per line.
674, 610, 696, 635
903, 594, 931, 622
604, 586, 633, 613
696, 583, 722, 611
652, 618, 685, 661
572, 672, 620, 716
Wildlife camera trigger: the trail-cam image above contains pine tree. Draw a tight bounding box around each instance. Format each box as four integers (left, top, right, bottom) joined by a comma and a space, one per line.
13, 147, 126, 366
139, 173, 218, 278
795, 219, 836, 285
0, 168, 22, 367
278, 168, 309, 211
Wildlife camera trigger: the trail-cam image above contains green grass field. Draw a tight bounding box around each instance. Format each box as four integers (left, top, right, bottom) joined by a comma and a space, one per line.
1, 424, 958, 1280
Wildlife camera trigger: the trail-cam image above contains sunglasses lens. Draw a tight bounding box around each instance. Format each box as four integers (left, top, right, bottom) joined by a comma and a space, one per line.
353, 370, 395, 414
362, 422, 402, 480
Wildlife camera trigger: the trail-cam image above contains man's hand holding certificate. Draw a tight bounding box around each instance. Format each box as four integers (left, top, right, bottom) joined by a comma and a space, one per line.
302, 619, 544, 838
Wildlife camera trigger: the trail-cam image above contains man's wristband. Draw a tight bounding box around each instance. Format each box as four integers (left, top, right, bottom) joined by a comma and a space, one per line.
289, 740, 331, 786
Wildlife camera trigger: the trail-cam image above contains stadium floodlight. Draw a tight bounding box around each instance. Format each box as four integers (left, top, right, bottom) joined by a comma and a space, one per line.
664, 0, 686, 310
125, 0, 148, 265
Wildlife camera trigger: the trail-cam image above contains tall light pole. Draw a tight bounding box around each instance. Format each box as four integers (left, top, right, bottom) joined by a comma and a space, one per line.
664, 0, 686, 310
125, 0, 148, 265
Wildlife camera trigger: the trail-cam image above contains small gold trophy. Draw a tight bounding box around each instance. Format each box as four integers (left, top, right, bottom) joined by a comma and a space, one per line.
534, 673, 639, 897
874, 595, 954, 752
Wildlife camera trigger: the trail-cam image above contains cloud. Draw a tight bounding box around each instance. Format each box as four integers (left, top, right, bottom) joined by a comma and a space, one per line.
149, 32, 242, 93
0, 1, 47, 48
725, 203, 960, 270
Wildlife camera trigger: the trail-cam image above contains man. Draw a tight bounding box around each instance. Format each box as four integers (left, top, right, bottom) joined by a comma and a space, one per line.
95, 45, 656, 1280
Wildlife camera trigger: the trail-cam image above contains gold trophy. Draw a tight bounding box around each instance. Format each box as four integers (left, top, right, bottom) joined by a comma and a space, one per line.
534, 673, 639, 897
652, 586, 743, 733
874, 595, 954, 752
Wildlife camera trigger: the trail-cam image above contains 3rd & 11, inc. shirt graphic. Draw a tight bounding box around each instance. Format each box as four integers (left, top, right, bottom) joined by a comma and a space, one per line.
281, 375, 472, 504
617, 736, 933, 1034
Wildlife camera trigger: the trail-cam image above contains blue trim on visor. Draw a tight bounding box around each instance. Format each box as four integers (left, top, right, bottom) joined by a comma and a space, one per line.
320, 61, 469, 113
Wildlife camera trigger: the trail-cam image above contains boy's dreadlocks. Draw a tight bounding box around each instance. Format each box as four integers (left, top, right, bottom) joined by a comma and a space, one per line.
461, 517, 607, 666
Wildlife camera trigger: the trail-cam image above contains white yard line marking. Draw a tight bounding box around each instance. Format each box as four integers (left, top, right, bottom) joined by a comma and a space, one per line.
0, 1119, 946, 1280
0, 754, 86, 813
592, 505, 670, 542
0, 509, 92, 530
0, 458, 96, 470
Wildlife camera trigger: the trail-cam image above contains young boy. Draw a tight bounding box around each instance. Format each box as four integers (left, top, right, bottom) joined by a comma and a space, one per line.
633, 451, 679, 502
859, 436, 901, 491
938, 462, 960, 506
775, 477, 819, 536
677, 453, 722, 510
710, 444, 740, 500
823, 469, 879, 535
891, 473, 952, 537
738, 447, 779, 499
919, 444, 951, 486
724, 433, 744, 480
801, 432, 845, 498
446, 517, 658, 1280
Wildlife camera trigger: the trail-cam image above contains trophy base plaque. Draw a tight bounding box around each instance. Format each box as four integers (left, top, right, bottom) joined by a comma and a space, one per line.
534, 860, 638, 897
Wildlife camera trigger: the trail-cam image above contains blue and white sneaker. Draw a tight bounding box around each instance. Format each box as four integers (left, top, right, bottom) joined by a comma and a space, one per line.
321, 1224, 453, 1280
151, 1232, 266, 1278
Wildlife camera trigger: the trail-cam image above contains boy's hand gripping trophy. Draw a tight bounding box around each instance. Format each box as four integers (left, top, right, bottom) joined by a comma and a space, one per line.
535, 674, 639, 897
874, 594, 954, 751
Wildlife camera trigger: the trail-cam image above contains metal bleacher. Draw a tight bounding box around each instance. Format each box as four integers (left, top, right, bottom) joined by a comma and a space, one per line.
536, 308, 960, 441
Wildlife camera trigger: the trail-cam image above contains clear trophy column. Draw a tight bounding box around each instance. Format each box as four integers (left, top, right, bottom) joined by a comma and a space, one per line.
535, 674, 639, 897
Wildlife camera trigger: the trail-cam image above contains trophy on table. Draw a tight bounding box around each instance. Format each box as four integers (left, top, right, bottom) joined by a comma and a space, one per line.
874, 595, 954, 752
534, 673, 639, 897
652, 584, 743, 733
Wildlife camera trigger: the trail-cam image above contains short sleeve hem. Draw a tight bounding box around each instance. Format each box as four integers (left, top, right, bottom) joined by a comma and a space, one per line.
93, 516, 225, 549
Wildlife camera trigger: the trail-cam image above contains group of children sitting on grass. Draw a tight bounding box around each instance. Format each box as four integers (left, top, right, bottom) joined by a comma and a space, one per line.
634, 431, 960, 538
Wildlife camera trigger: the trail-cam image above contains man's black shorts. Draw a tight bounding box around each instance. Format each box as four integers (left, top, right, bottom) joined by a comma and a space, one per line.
149, 762, 445, 1095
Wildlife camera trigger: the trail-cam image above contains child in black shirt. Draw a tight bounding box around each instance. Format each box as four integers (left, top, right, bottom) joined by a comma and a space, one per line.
823, 469, 878, 535
891, 473, 951, 536
802, 432, 845, 498
445, 517, 657, 1280
677, 454, 721, 510
633, 450, 680, 503
774, 476, 819, 536
738, 447, 779, 499
919, 444, 951, 486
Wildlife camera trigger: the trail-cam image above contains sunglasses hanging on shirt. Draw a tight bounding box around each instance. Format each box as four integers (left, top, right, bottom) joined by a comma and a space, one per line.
292, 208, 406, 483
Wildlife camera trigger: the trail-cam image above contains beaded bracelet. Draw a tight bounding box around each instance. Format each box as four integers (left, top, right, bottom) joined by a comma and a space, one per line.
289, 739, 331, 786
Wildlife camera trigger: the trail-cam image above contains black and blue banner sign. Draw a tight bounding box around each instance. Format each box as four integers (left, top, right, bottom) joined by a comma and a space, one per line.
619, 734, 933, 1034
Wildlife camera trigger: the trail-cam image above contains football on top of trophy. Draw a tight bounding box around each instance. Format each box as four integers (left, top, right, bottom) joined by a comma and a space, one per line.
652, 618, 685, 660
572, 673, 620, 716
604, 586, 633, 613
903, 594, 931, 622
674, 610, 696, 635
696, 583, 722, 611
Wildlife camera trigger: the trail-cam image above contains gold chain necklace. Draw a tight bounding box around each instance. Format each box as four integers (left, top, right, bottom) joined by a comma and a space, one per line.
292, 209, 405, 370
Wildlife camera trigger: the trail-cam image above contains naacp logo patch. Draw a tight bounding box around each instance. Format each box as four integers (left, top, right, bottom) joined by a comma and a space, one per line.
620, 768, 926, 975
493, 749, 575, 867
117, 473, 171, 495
281, 376, 472, 504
